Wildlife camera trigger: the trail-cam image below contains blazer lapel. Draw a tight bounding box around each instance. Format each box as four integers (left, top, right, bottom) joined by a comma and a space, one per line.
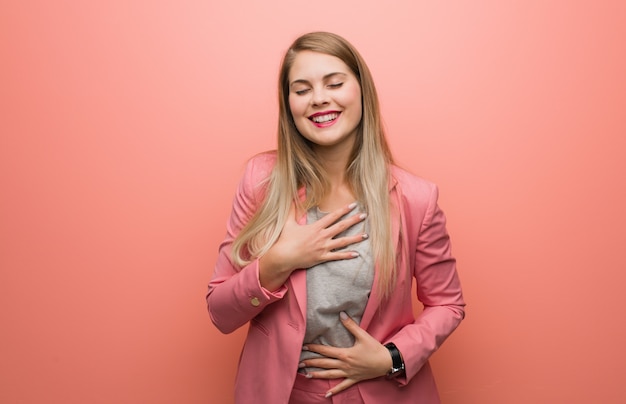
289, 187, 309, 323
361, 176, 401, 330
289, 270, 307, 323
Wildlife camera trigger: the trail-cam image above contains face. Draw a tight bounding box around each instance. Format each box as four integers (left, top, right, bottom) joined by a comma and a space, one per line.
288, 51, 362, 154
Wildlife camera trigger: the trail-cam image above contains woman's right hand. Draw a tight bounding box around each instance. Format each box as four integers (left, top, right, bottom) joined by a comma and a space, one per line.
258, 202, 368, 291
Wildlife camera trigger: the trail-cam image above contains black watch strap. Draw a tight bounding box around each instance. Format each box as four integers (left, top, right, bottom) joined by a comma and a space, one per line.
384, 342, 405, 378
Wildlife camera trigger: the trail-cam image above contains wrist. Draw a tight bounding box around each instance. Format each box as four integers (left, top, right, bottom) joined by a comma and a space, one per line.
384, 342, 405, 379
258, 254, 293, 291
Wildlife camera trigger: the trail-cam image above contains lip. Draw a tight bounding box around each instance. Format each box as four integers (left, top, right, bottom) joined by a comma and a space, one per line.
309, 110, 341, 118
308, 110, 341, 128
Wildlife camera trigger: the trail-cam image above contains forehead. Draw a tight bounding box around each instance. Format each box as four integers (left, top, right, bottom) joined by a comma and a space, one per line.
288, 50, 353, 81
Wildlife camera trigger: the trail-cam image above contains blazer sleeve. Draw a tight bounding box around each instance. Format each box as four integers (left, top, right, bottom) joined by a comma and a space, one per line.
206, 156, 287, 334
387, 184, 466, 384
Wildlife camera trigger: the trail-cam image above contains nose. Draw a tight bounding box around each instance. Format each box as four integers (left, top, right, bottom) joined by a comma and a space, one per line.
311, 87, 330, 107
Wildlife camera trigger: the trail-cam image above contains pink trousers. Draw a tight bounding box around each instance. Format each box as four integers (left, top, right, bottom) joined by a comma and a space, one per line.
288, 373, 365, 404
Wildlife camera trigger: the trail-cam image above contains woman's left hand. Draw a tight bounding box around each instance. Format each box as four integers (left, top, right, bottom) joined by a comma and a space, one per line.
300, 312, 393, 398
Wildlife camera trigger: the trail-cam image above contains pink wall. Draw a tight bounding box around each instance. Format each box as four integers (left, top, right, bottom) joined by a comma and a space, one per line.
1, 1, 625, 403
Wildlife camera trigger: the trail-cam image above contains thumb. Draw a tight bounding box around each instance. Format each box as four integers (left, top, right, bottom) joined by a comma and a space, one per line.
286, 201, 304, 224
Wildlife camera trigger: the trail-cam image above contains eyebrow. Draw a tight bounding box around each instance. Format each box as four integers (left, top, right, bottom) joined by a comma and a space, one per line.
289, 72, 348, 87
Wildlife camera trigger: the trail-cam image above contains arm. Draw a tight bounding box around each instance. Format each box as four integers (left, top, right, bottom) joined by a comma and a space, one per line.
206, 155, 366, 334
206, 156, 288, 334
387, 184, 466, 384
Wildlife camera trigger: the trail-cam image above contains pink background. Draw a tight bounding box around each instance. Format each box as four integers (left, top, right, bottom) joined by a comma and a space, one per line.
2, 1, 625, 403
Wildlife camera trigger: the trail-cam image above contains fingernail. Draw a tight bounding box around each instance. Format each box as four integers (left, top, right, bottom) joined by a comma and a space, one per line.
298, 362, 305, 368
301, 345, 309, 351
351, 252, 359, 257
305, 373, 313, 379
325, 391, 333, 398
348, 202, 357, 209
340, 311, 348, 321
359, 213, 367, 220
362, 233, 369, 239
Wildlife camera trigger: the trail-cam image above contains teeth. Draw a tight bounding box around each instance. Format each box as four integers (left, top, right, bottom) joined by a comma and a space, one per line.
311, 113, 338, 123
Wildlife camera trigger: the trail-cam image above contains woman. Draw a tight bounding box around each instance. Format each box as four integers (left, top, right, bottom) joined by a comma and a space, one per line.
207, 32, 465, 403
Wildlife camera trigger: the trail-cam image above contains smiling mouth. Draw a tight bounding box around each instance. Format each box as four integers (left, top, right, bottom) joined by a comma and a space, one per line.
310, 112, 340, 123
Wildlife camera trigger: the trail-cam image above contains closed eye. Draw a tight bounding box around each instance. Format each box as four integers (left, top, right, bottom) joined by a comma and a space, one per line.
328, 82, 343, 89
294, 89, 310, 95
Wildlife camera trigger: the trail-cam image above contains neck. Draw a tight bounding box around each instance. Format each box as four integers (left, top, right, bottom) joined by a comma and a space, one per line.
315, 150, 349, 186
311, 147, 356, 211
312, 139, 354, 187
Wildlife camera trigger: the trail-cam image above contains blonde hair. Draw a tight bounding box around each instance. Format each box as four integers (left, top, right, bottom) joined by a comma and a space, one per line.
232, 32, 397, 297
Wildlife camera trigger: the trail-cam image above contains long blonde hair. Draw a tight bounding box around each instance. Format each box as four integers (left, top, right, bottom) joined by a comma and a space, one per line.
232, 32, 397, 297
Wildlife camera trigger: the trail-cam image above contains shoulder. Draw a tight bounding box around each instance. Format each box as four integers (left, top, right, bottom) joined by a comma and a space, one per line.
390, 165, 442, 230
237, 151, 277, 203
390, 165, 438, 202
242, 150, 277, 184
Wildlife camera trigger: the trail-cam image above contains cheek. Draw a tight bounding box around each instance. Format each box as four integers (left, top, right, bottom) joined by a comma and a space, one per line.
344, 87, 362, 121
288, 95, 305, 117
339, 85, 362, 111
288, 96, 308, 133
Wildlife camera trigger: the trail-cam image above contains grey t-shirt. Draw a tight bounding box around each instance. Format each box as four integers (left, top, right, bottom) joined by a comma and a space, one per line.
299, 206, 375, 373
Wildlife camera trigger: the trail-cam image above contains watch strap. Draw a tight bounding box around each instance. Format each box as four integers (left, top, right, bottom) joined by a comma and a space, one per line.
384, 342, 405, 378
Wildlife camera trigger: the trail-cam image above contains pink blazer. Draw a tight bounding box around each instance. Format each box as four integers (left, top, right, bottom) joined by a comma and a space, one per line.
207, 152, 465, 404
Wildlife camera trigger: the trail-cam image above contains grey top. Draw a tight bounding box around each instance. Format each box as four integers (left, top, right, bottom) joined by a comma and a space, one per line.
299, 206, 375, 373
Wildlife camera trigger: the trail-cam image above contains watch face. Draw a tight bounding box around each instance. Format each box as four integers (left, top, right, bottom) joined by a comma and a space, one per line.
388, 367, 404, 378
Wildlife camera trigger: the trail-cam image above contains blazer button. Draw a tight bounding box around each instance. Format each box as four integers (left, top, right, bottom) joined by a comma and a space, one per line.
250, 297, 260, 307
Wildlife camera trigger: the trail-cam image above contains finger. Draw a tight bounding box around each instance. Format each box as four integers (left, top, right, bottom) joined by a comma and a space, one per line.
325, 378, 357, 398
305, 368, 346, 380
338, 311, 368, 339
303, 343, 342, 359
323, 249, 360, 263
299, 357, 344, 371
315, 202, 358, 229
326, 211, 367, 237
328, 233, 368, 252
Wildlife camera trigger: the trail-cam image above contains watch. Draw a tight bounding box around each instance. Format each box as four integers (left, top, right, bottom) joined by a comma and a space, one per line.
384, 342, 405, 378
